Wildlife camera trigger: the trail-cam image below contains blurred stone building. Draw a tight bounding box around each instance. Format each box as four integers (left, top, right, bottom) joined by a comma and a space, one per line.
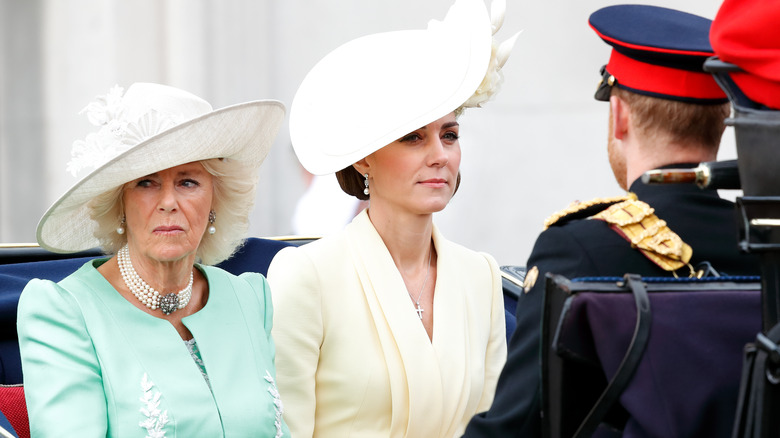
0, 0, 734, 266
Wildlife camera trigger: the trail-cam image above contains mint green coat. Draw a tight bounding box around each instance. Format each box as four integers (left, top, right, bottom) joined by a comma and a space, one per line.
18, 259, 290, 438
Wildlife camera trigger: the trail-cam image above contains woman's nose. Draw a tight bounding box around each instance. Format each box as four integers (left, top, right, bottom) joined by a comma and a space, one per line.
427, 138, 449, 167
157, 184, 178, 211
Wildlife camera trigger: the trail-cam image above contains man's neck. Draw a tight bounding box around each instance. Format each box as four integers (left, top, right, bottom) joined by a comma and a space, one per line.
625, 138, 717, 189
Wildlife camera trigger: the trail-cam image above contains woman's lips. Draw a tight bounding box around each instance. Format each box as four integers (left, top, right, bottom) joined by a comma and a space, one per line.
419, 178, 447, 188
153, 225, 184, 234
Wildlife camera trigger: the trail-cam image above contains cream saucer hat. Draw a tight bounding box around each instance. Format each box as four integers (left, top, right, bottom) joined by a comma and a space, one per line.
290, 0, 519, 175
37, 82, 285, 253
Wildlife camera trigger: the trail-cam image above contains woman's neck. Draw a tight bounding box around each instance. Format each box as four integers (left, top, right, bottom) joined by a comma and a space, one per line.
366, 204, 433, 272
129, 249, 196, 293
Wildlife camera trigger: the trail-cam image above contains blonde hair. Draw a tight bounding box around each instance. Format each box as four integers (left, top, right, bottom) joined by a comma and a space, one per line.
87, 158, 258, 265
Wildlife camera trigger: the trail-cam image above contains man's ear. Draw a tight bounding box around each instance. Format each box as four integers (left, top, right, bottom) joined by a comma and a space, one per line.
610, 95, 630, 140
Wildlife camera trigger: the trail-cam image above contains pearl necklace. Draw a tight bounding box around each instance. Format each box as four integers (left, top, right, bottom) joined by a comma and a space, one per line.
117, 245, 193, 315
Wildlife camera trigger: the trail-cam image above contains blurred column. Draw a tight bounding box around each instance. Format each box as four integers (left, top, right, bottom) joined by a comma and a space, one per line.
0, 0, 44, 243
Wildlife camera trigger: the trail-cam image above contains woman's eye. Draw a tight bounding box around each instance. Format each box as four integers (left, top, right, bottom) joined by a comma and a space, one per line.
443, 131, 460, 141
399, 133, 422, 143
180, 179, 200, 188
136, 179, 154, 188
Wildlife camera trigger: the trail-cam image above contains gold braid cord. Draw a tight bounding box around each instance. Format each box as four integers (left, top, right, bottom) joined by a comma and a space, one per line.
544, 194, 637, 230
592, 198, 693, 272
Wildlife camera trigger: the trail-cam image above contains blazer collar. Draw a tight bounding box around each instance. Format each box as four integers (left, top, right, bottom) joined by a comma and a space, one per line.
345, 210, 468, 436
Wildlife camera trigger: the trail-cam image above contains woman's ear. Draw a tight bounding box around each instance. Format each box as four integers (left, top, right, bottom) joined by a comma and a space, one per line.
352, 158, 369, 175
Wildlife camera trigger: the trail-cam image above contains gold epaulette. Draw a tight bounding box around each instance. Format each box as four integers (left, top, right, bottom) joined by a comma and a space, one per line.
592, 198, 693, 272
544, 194, 636, 229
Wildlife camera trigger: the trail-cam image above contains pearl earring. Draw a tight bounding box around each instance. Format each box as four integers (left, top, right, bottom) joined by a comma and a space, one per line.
363, 173, 370, 196
208, 210, 217, 235
116, 216, 126, 235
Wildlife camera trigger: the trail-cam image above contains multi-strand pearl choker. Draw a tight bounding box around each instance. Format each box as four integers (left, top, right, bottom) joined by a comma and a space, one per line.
117, 245, 193, 315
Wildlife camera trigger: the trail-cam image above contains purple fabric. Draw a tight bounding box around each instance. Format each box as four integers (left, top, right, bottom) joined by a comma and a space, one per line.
558, 289, 761, 438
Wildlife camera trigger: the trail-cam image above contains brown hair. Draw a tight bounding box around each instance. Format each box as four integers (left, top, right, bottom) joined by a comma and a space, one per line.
613, 87, 730, 152
336, 165, 461, 200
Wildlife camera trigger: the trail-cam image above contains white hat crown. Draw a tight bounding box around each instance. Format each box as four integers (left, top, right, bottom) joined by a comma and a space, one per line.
67, 83, 214, 178
38, 82, 285, 253
290, 0, 519, 175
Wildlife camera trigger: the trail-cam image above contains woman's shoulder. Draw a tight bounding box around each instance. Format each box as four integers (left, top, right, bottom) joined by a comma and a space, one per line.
272, 232, 349, 266
198, 265, 268, 291
21, 259, 106, 301
436, 232, 498, 271
19, 278, 64, 313
198, 266, 272, 320
18, 260, 104, 326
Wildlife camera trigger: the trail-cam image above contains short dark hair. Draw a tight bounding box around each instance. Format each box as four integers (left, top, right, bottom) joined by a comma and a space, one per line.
335, 165, 461, 200
613, 87, 729, 152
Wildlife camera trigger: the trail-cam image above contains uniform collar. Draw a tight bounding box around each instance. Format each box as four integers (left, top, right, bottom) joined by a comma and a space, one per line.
629, 163, 721, 199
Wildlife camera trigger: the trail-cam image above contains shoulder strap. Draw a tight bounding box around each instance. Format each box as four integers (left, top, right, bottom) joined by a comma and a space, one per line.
544, 194, 635, 229
592, 197, 693, 273
573, 274, 652, 438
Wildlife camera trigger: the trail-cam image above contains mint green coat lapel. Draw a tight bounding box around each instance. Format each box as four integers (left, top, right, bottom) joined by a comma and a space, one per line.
51, 261, 287, 437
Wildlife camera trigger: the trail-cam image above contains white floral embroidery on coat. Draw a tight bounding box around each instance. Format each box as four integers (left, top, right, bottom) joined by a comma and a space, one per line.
139, 373, 169, 438
264, 370, 285, 438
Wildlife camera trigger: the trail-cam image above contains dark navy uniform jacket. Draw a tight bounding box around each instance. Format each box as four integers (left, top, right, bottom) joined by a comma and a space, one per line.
463, 172, 761, 437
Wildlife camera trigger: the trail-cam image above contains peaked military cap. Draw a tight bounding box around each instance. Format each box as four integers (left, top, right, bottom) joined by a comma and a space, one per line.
589, 4, 727, 104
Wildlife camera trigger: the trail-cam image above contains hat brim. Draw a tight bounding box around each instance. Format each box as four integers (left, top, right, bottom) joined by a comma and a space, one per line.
37, 100, 285, 253
290, 0, 492, 175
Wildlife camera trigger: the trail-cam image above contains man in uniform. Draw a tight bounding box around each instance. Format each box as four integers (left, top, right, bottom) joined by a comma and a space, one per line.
463, 4, 760, 437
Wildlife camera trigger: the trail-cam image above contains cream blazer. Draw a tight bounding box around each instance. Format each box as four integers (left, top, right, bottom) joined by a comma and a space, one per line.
268, 210, 507, 438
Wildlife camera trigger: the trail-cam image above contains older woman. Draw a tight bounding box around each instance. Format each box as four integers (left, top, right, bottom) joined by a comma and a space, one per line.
266, 0, 518, 436
17, 83, 289, 437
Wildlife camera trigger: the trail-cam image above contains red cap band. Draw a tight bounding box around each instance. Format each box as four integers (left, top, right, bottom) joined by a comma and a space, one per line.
607, 50, 727, 101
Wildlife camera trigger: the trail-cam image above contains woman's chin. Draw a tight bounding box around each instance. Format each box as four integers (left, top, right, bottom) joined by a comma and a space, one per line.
140, 243, 196, 263
417, 199, 451, 215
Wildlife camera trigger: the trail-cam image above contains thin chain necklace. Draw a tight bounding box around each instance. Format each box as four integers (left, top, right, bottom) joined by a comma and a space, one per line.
117, 245, 193, 315
408, 244, 433, 320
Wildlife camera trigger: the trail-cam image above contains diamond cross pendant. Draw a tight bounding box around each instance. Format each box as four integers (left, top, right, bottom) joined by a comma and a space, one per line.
415, 303, 424, 320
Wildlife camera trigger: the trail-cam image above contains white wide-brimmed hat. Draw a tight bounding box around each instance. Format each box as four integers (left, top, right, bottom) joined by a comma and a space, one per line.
290, 0, 519, 175
38, 82, 285, 253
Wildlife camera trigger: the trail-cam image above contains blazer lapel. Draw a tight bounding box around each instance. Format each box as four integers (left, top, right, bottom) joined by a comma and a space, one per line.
69, 263, 219, 431
429, 227, 473, 436
346, 211, 445, 437
183, 267, 272, 431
